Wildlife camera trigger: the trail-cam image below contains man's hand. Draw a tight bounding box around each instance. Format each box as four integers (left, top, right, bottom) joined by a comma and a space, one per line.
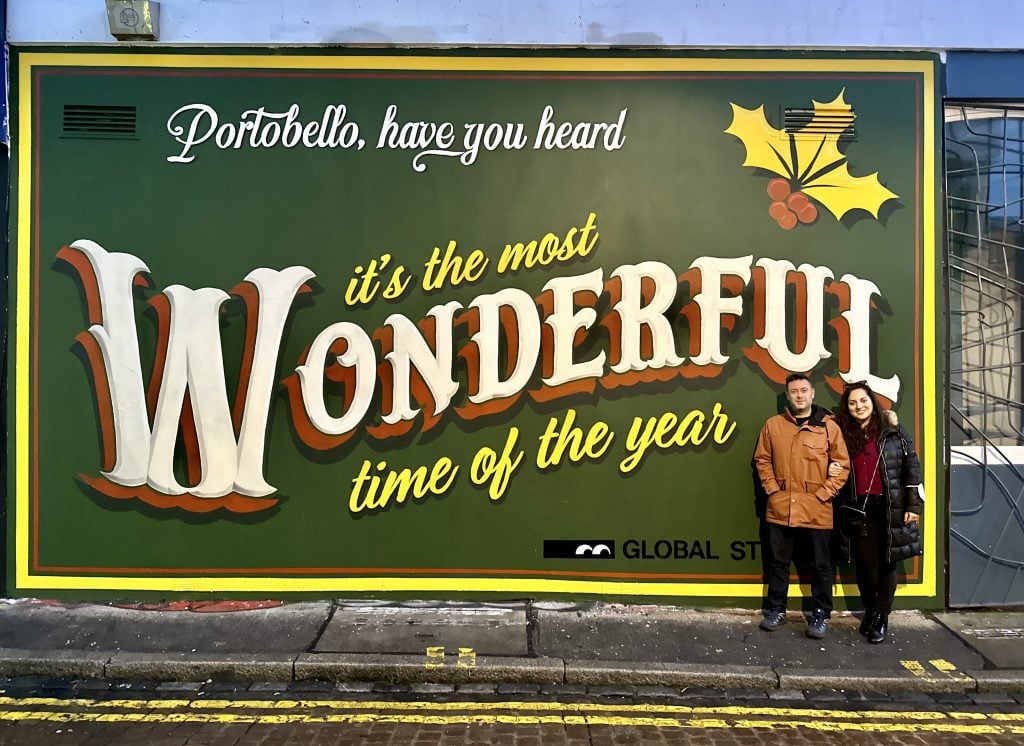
828, 462, 843, 478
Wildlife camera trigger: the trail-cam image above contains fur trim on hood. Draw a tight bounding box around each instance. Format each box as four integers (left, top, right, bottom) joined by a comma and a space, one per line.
882, 409, 899, 428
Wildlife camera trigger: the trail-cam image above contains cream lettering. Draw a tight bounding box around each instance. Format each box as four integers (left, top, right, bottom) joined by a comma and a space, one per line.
62, 240, 900, 509
837, 274, 901, 401
610, 262, 686, 372
60, 240, 312, 502
688, 255, 752, 366
753, 258, 833, 372
166, 103, 363, 164
541, 269, 606, 387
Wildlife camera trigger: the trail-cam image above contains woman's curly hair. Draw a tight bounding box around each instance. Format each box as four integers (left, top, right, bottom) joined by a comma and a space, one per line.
836, 382, 885, 456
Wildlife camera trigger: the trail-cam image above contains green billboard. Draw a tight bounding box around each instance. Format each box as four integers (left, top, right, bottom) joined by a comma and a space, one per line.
7, 50, 942, 604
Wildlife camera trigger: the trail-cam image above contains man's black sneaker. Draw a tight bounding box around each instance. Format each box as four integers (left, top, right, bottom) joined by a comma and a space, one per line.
806, 610, 828, 639
759, 610, 786, 631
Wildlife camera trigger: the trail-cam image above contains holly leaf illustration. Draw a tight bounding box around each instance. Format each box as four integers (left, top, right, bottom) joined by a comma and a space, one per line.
802, 162, 898, 220
725, 90, 898, 224
723, 104, 792, 177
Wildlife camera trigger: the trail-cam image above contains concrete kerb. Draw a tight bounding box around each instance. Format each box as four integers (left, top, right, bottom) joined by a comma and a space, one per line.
0, 649, 112, 679
968, 670, 1024, 693
104, 652, 295, 682
0, 649, 1018, 693
566, 660, 778, 690
294, 654, 564, 685
776, 667, 977, 694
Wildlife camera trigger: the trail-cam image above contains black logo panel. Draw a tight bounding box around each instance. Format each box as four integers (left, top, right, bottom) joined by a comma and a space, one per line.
543, 540, 615, 559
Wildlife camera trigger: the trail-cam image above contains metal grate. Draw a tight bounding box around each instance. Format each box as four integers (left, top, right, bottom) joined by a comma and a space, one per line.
62, 104, 138, 139
945, 103, 1024, 606
784, 107, 856, 140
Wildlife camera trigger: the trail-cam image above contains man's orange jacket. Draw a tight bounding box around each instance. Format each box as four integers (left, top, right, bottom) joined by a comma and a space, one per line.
753, 405, 850, 530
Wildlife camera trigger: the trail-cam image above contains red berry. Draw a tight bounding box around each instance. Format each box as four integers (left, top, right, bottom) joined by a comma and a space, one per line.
767, 178, 791, 201
797, 203, 818, 224
787, 191, 809, 211
777, 211, 798, 230
768, 201, 790, 220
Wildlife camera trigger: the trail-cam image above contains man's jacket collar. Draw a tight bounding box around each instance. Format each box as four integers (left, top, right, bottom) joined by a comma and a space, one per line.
783, 403, 831, 427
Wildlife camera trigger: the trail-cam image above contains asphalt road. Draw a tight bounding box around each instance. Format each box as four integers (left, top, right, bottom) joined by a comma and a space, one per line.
0, 680, 1022, 744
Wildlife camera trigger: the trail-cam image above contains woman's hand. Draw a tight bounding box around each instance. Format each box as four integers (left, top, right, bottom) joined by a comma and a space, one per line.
904, 512, 920, 524
828, 462, 843, 478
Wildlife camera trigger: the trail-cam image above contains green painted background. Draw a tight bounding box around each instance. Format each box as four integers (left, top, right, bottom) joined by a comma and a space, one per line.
6, 49, 943, 604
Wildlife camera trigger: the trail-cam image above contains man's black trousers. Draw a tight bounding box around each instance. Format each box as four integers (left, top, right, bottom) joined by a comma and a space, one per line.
763, 523, 833, 614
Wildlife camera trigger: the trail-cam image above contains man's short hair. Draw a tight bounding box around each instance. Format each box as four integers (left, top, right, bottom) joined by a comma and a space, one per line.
784, 372, 812, 388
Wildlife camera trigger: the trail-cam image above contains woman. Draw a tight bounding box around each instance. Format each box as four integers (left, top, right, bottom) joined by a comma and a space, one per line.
828, 382, 923, 644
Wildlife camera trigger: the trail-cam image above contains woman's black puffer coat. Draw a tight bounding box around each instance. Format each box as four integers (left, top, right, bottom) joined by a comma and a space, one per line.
837, 410, 924, 563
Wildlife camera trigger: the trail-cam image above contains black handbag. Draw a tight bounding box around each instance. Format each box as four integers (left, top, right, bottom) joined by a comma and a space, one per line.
837, 494, 869, 536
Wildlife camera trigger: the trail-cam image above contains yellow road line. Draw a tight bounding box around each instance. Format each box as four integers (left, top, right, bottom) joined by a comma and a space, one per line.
927, 658, 974, 683
900, 658, 973, 686
0, 709, 1017, 734
458, 647, 477, 668
0, 696, 951, 718
0, 696, 1019, 723
900, 660, 928, 678
930, 659, 958, 672
424, 646, 445, 669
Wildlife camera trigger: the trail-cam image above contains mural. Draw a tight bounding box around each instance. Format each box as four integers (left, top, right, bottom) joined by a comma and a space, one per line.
7, 51, 941, 603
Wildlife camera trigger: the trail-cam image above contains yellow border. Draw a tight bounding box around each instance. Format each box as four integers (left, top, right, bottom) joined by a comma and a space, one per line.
14, 52, 938, 596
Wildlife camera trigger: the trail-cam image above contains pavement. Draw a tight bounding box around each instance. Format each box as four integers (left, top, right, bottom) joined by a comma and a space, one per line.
0, 599, 1022, 694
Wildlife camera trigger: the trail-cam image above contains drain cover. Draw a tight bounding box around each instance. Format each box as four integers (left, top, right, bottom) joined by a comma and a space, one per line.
963, 628, 1024, 638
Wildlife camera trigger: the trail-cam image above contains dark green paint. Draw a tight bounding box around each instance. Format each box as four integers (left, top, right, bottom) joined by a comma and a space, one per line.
6, 49, 943, 605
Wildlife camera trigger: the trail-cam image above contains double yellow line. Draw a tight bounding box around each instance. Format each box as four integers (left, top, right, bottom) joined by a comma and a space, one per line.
0, 696, 1020, 735
901, 658, 974, 685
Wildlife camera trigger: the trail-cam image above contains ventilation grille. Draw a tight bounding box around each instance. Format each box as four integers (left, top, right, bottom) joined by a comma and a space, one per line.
783, 107, 856, 141
62, 104, 138, 139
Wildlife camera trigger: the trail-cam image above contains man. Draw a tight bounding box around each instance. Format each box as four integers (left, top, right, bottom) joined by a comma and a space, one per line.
753, 372, 849, 639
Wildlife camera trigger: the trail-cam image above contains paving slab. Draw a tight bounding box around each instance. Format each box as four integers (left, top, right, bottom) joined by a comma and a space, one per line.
316, 602, 528, 655
155, 681, 205, 692
767, 689, 806, 700
537, 607, 985, 672
635, 685, 686, 699
934, 611, 1024, 668
585, 684, 634, 697
0, 600, 331, 654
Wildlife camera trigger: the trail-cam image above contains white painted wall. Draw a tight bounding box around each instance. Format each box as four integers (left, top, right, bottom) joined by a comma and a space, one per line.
5, 0, 1021, 49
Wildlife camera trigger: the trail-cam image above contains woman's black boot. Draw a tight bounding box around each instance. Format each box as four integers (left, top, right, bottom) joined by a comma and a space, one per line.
859, 610, 877, 636
868, 613, 888, 644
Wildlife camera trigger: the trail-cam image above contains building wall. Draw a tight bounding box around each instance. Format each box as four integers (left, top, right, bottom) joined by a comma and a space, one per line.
4, 2, 1018, 607
7, 0, 1024, 49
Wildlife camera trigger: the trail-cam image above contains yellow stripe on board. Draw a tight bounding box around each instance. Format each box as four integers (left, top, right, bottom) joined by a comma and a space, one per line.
14, 52, 35, 591
920, 65, 938, 599
18, 53, 937, 74
13, 51, 939, 596
0, 708, 1017, 735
